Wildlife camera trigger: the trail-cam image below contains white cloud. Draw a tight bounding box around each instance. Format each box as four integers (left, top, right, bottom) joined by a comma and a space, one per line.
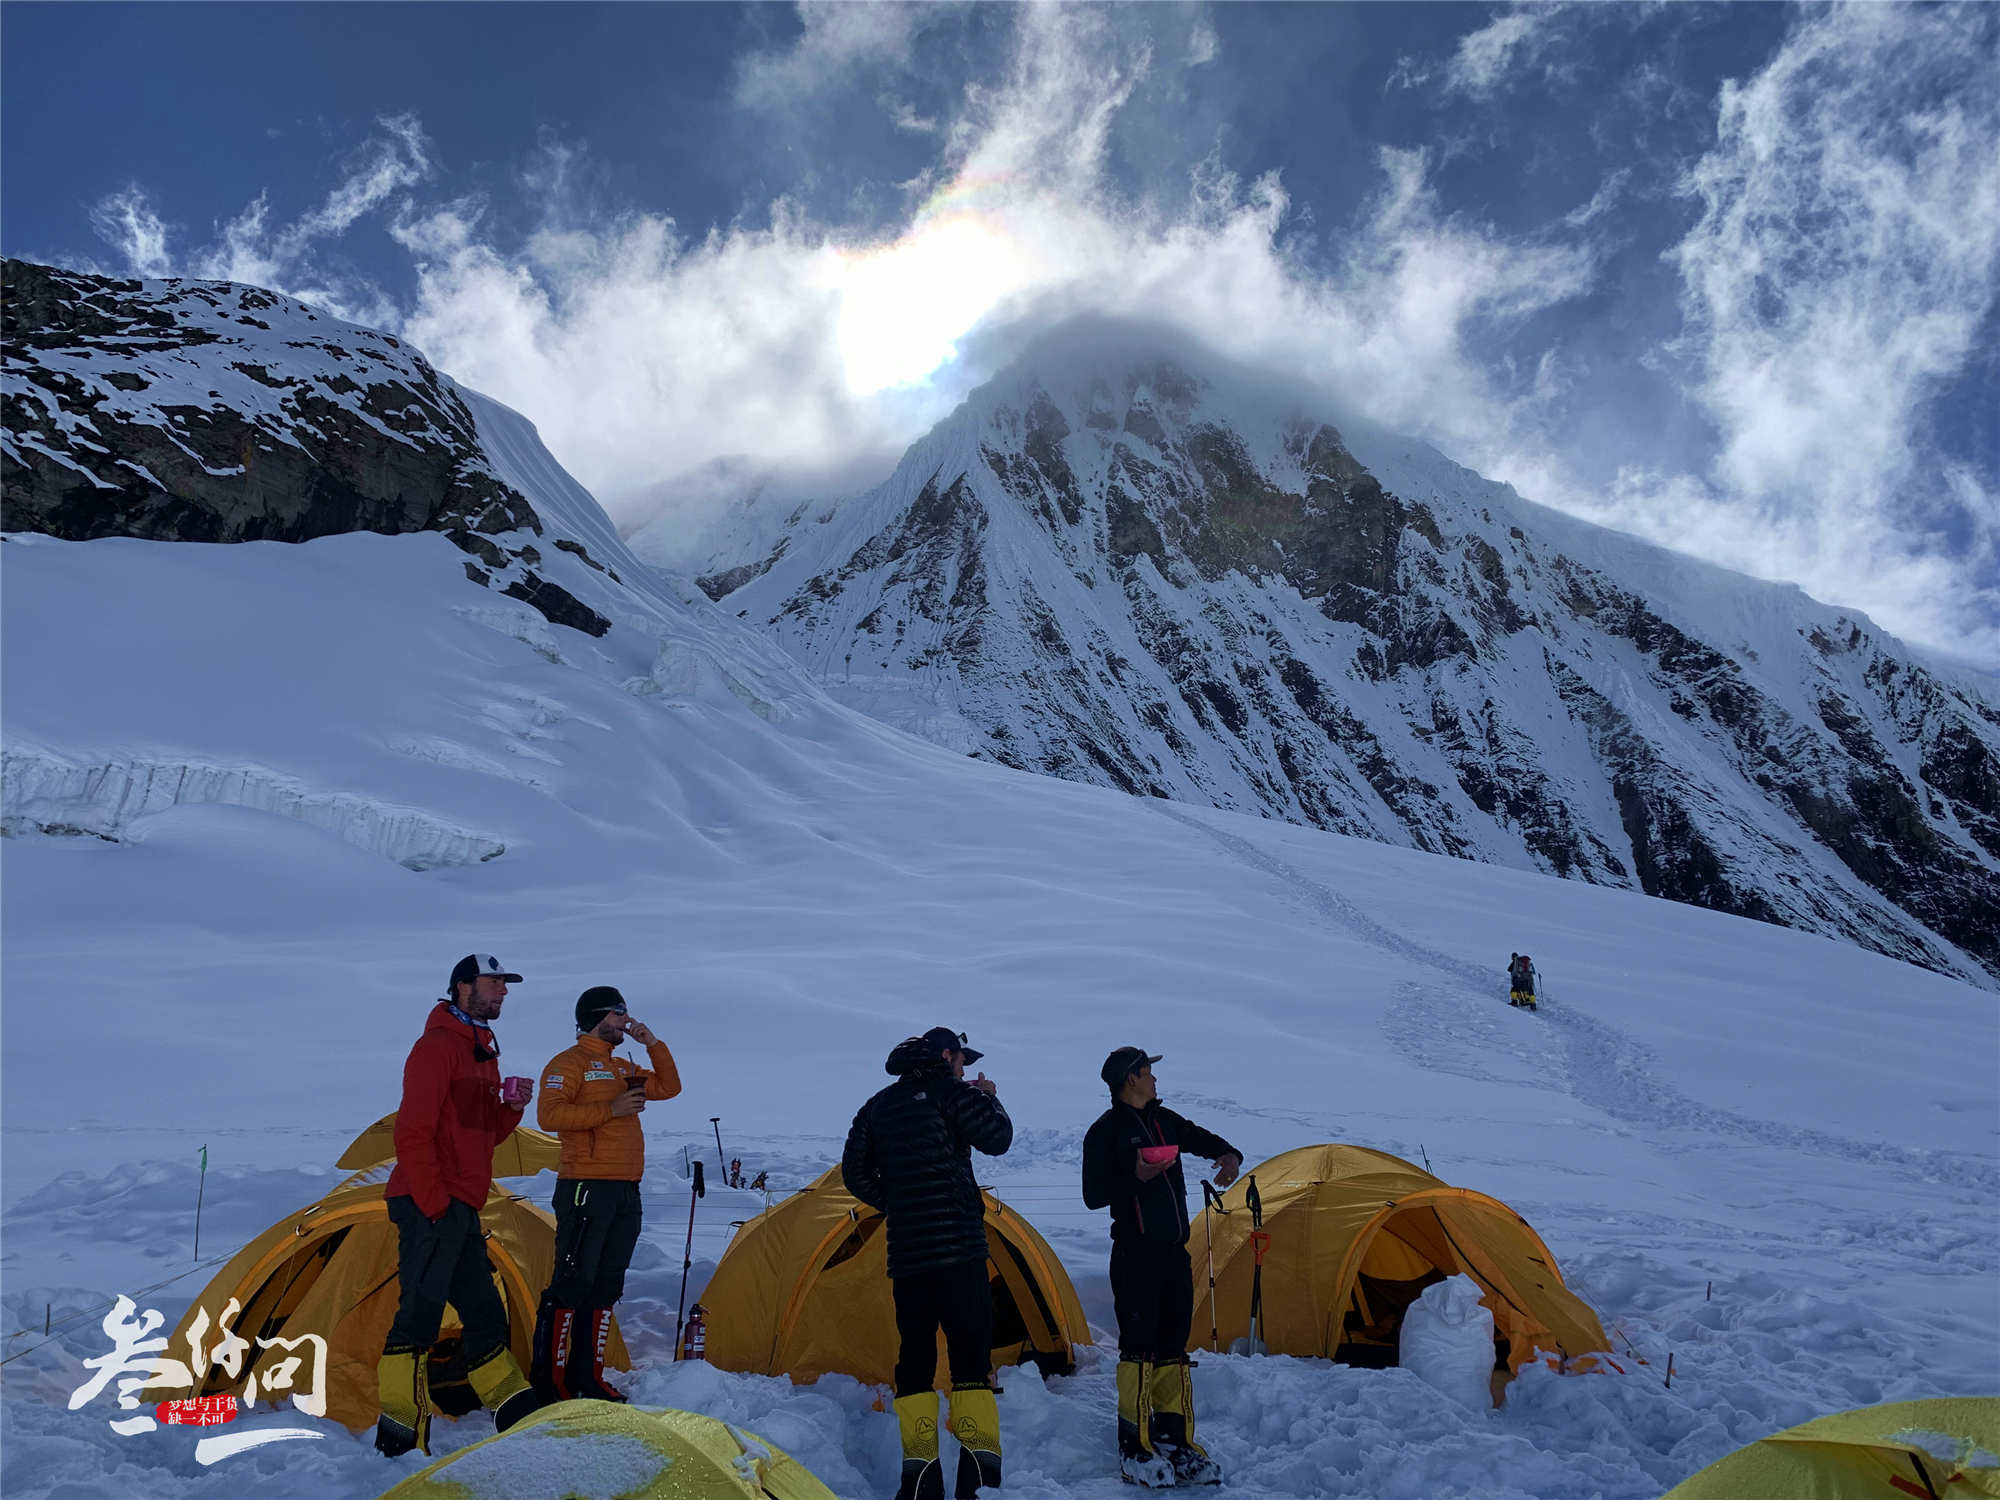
88, 115, 431, 325
77, 4, 1999, 665
1561, 4, 2000, 663
734, 2, 939, 116
87, 187, 175, 278
1440, 4, 1572, 99
382, 5, 1593, 540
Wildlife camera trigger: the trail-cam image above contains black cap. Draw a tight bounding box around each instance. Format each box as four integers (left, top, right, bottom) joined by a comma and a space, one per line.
450, 954, 522, 992
576, 986, 629, 1032
920, 1026, 983, 1065
1101, 1046, 1163, 1092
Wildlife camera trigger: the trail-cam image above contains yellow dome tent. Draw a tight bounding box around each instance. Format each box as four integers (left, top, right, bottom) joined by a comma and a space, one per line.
1660, 1397, 2000, 1498
702, 1164, 1090, 1388
376, 1400, 840, 1500
145, 1116, 628, 1431
1188, 1144, 1608, 1375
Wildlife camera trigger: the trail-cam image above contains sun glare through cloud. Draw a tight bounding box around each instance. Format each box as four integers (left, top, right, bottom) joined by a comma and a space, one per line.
834, 195, 1034, 395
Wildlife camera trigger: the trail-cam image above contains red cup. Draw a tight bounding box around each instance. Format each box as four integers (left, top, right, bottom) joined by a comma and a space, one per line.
501, 1076, 532, 1107
1139, 1145, 1179, 1165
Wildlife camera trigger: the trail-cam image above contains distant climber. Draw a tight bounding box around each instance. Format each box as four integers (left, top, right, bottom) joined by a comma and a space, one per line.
1508, 954, 1539, 1009
843, 1027, 1012, 1500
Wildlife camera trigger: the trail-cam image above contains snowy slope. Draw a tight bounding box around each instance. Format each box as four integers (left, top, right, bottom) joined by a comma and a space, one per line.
669, 323, 2000, 985
2, 298, 1995, 1500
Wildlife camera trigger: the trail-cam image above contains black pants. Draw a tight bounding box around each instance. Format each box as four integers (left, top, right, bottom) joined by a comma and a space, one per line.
1111, 1239, 1193, 1361
385, 1196, 510, 1360
891, 1258, 993, 1397
547, 1179, 643, 1309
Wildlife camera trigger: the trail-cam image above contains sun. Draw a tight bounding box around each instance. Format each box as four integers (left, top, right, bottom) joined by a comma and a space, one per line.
835, 213, 1028, 396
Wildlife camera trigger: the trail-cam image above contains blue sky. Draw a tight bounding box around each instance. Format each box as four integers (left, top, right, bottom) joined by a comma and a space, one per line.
5, 3, 1997, 665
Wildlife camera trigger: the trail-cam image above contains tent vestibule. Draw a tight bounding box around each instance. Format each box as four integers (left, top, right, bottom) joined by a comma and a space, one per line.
1189, 1144, 1608, 1375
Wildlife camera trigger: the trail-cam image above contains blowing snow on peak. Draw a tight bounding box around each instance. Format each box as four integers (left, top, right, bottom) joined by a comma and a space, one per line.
666, 327, 2000, 985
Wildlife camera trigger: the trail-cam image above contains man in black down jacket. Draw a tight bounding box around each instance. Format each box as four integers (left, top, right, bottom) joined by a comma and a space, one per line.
844, 1027, 1012, 1500
1082, 1047, 1241, 1488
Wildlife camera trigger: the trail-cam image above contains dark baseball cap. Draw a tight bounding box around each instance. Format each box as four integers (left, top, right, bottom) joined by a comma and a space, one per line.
1101, 1046, 1162, 1091
921, 1026, 983, 1065
450, 954, 523, 990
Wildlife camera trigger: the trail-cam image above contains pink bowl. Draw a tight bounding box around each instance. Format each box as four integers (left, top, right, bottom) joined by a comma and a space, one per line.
1139, 1145, 1180, 1165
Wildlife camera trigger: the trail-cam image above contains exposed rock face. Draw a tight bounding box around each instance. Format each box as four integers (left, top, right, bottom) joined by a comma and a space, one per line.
693, 346, 2000, 983
1, 260, 608, 637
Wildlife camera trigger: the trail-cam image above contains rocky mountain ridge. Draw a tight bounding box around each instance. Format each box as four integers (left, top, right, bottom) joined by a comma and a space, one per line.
681, 332, 2000, 982
1, 258, 609, 636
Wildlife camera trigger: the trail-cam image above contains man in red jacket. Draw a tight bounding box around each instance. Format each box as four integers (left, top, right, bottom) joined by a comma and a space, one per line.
375, 954, 542, 1458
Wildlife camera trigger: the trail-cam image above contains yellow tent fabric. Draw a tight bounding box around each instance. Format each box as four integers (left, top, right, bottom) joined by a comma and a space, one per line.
1187, 1144, 1608, 1374
146, 1117, 624, 1431
335, 1110, 565, 1180
703, 1164, 1091, 1388
376, 1400, 840, 1500
1661, 1398, 2000, 1499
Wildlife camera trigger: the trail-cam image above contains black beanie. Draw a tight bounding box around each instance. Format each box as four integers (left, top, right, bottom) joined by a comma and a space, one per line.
575, 986, 627, 1032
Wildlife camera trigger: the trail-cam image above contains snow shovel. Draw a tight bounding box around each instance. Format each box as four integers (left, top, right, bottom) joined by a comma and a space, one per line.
1228, 1176, 1270, 1356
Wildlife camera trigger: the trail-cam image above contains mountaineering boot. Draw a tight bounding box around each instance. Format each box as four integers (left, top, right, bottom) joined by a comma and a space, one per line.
948, 1381, 1001, 1497
564, 1307, 626, 1401
1148, 1359, 1222, 1486
1117, 1359, 1174, 1487
466, 1341, 541, 1432
529, 1294, 575, 1404
894, 1392, 944, 1500
374, 1343, 431, 1457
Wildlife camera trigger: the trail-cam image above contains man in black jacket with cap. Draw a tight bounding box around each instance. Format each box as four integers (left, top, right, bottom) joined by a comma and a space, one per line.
843, 1027, 1012, 1500
1082, 1047, 1241, 1488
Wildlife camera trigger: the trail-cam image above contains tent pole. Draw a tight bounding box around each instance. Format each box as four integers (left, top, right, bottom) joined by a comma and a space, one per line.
192, 1145, 208, 1263
1201, 1180, 1221, 1353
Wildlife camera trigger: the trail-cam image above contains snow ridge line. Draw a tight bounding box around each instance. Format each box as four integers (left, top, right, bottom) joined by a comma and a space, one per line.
1153, 804, 2000, 1196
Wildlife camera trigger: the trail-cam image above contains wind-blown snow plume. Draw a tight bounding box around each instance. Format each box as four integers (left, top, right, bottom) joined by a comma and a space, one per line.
80, 5, 2000, 664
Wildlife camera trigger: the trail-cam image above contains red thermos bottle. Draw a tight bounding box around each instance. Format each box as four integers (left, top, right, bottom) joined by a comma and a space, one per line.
681, 1304, 707, 1362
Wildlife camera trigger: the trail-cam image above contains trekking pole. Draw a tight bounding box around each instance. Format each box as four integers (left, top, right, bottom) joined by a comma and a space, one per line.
1200, 1181, 1221, 1353
1246, 1177, 1267, 1354
1229, 1177, 1269, 1356
674, 1160, 706, 1360
710, 1117, 727, 1178
192, 1145, 208, 1262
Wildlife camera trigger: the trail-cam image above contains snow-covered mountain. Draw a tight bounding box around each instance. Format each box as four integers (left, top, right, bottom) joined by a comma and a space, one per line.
2, 258, 617, 637
674, 324, 2000, 983
1, 258, 814, 861
3, 271, 1993, 1500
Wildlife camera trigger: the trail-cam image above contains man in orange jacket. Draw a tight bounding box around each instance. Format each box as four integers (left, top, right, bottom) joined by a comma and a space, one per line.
531, 985, 682, 1401
376, 954, 541, 1458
